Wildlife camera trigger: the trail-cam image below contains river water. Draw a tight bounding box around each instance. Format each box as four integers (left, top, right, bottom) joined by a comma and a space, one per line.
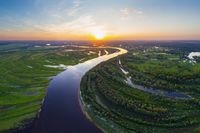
30, 47, 127, 133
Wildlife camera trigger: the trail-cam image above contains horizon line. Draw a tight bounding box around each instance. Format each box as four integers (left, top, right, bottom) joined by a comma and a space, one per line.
0, 39, 200, 42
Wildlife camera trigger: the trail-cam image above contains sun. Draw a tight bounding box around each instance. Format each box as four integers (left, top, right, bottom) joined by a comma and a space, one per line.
93, 30, 106, 40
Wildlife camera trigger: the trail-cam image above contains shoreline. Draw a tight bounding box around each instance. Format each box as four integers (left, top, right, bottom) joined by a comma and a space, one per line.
78, 47, 128, 133
78, 85, 106, 133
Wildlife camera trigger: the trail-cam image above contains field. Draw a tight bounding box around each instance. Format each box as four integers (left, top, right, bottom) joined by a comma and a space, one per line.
81, 44, 200, 133
0, 42, 113, 132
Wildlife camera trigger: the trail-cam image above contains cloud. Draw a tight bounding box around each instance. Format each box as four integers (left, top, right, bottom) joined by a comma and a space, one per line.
73, 0, 81, 7
32, 15, 105, 35
67, 0, 82, 16
120, 7, 143, 18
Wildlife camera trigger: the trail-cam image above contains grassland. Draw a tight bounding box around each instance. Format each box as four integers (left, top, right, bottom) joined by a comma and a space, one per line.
0, 42, 113, 132
81, 46, 200, 133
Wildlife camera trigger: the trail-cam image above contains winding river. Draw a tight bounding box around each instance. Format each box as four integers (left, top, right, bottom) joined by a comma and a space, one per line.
30, 47, 127, 133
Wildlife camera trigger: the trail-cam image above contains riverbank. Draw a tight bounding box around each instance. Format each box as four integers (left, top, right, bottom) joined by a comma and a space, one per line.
79, 47, 128, 133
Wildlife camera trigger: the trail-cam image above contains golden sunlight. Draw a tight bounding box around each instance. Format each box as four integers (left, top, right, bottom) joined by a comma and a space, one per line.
92, 30, 106, 40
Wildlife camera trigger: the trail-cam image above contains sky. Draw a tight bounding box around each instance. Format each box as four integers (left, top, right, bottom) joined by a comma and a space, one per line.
0, 0, 200, 40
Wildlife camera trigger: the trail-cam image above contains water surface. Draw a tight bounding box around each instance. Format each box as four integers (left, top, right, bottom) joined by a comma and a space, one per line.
31, 47, 127, 133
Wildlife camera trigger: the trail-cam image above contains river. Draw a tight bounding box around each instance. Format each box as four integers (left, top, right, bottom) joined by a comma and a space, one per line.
30, 47, 127, 133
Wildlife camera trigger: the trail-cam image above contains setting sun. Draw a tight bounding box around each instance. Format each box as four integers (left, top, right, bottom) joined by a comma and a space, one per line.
93, 30, 106, 40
